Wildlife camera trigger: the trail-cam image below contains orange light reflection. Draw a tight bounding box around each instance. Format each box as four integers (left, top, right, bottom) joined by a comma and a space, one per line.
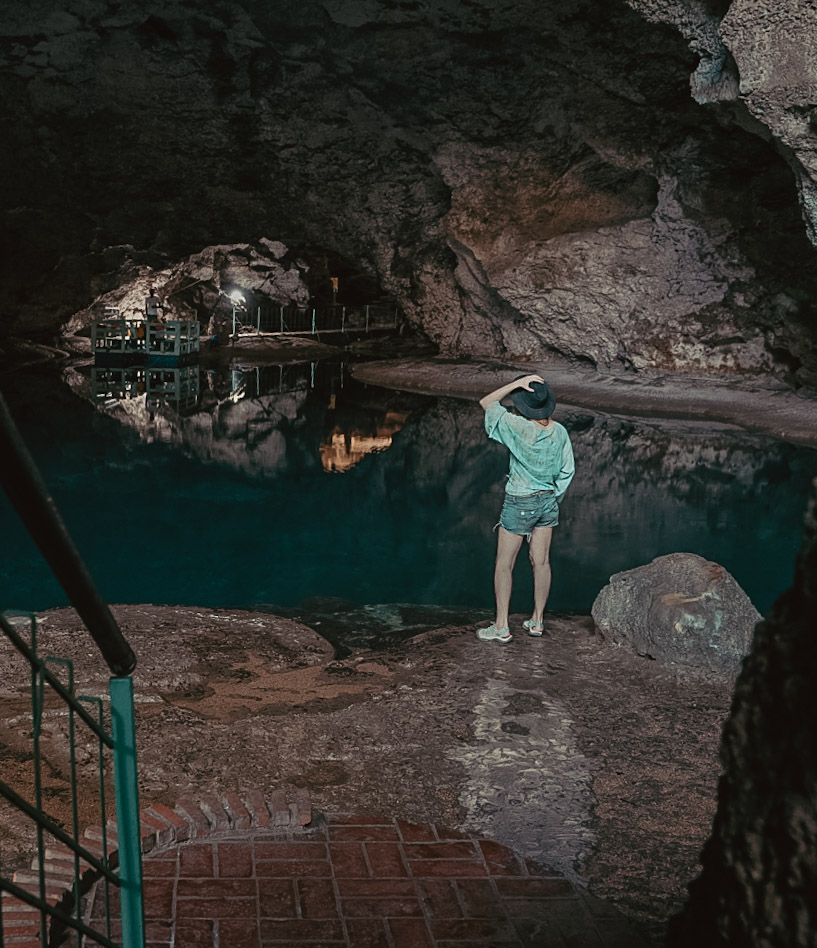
319, 411, 409, 472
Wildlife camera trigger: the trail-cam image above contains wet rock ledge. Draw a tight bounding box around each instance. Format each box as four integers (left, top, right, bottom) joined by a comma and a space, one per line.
0, 604, 734, 943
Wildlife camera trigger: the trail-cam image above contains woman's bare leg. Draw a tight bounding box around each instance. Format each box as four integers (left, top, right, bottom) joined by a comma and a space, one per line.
528, 526, 554, 623
494, 526, 524, 629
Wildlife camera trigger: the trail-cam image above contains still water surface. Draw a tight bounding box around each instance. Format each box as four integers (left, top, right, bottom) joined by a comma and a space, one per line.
1, 360, 815, 620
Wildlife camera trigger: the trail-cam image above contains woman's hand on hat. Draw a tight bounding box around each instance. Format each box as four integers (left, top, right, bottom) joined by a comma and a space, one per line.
518, 374, 544, 391
479, 374, 545, 411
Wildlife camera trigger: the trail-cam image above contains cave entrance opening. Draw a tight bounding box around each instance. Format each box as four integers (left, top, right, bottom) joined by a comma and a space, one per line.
70, 240, 409, 353
221, 246, 400, 339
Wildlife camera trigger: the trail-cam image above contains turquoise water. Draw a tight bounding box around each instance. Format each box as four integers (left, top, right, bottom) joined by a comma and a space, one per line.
1, 361, 815, 625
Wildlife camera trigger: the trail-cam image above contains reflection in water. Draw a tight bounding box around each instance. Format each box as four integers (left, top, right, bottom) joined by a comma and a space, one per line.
0, 363, 815, 621
92, 365, 201, 413
320, 413, 410, 472
88, 360, 407, 473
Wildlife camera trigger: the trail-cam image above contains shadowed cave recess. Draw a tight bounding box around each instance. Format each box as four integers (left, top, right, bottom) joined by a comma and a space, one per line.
2, 0, 817, 386
2, 0, 817, 944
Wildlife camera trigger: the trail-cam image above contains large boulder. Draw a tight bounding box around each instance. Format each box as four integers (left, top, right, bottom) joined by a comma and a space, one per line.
591, 552, 760, 676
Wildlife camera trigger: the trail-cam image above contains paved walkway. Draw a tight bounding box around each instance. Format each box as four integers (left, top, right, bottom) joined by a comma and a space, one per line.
3, 795, 654, 946
86, 814, 649, 947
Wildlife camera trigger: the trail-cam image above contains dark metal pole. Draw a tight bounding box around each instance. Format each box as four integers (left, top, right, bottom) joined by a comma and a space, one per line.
0, 390, 137, 675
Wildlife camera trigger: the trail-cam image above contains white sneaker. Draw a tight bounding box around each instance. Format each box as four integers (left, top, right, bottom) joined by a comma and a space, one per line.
476, 624, 512, 643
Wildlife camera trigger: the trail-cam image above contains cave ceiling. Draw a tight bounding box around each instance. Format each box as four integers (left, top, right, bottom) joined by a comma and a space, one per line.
2, 0, 817, 382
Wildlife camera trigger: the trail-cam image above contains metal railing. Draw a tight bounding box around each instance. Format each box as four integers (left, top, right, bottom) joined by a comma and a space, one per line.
92, 318, 200, 362
232, 302, 398, 336
0, 391, 144, 948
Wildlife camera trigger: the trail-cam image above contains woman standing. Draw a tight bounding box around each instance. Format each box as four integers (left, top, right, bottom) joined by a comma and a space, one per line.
477, 374, 575, 643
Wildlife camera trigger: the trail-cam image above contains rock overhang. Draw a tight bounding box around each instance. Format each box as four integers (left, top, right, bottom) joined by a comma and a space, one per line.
2, 0, 817, 385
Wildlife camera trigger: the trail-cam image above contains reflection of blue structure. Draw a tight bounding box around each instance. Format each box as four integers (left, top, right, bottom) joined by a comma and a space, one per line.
92, 311, 200, 366
91, 365, 200, 412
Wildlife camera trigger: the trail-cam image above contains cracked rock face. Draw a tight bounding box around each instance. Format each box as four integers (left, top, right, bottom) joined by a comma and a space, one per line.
2, 0, 817, 382
720, 1, 817, 244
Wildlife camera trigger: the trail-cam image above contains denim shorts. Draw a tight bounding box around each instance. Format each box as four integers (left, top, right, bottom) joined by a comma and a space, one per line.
499, 491, 559, 534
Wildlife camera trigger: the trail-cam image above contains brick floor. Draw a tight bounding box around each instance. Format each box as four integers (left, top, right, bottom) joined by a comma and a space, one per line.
81, 814, 652, 947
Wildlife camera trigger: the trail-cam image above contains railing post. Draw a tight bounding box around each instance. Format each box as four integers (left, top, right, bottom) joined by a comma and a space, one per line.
342, 306, 346, 332
365, 305, 370, 332
280, 307, 284, 333
110, 676, 145, 948
257, 306, 261, 332
311, 309, 316, 335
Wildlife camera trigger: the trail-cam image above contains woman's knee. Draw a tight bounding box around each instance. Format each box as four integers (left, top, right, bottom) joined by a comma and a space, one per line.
496, 548, 519, 570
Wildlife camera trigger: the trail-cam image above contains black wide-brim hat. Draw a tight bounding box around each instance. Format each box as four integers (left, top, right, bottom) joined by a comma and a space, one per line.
510, 376, 556, 420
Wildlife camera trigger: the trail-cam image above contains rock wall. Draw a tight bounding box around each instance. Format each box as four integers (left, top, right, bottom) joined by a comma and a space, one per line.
62, 240, 312, 332
668, 481, 817, 946
2, 0, 817, 381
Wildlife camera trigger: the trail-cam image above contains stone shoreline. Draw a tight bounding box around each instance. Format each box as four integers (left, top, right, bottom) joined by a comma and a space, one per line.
16, 331, 817, 447
350, 356, 817, 447
15, 331, 817, 449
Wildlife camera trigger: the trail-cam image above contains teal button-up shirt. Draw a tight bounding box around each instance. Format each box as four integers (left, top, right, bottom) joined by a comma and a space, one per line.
485, 403, 575, 500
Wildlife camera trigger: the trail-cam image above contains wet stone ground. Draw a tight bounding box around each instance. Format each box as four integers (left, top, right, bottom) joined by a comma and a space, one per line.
0, 604, 734, 944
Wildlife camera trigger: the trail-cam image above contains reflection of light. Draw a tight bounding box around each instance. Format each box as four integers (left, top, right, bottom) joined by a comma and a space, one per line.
228, 290, 245, 303
319, 412, 408, 472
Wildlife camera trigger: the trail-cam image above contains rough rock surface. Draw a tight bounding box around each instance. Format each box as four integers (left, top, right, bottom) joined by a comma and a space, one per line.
591, 552, 760, 675
63, 240, 312, 334
2, 0, 817, 384
0, 605, 733, 944
630, 0, 817, 249
669, 481, 817, 945
720, 0, 817, 246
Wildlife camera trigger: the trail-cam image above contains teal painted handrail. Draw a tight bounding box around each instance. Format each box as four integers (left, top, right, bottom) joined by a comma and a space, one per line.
110, 677, 146, 948
0, 390, 145, 948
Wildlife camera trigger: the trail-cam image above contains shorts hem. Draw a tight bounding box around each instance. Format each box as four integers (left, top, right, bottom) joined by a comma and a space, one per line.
499, 522, 559, 535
